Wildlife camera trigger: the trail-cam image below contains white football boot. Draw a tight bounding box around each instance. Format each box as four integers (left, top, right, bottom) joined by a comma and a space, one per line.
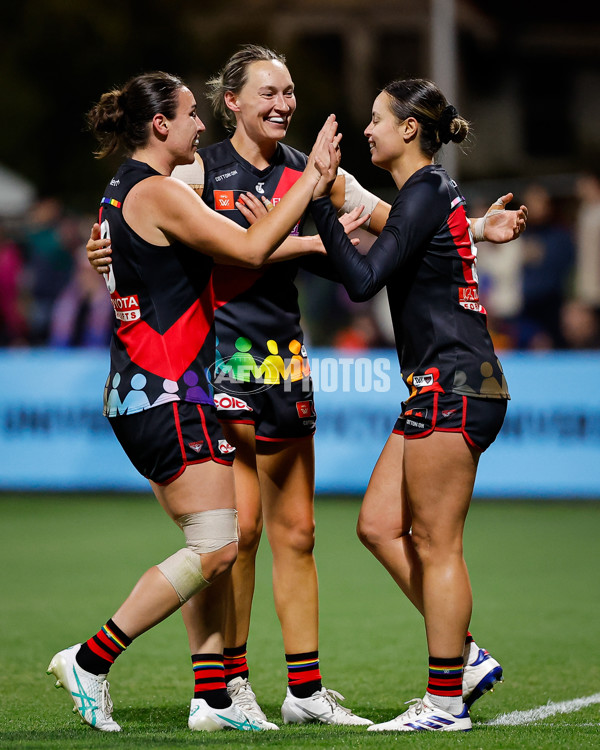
226, 677, 279, 730
368, 695, 471, 732
188, 697, 267, 731
463, 643, 504, 707
47, 644, 120, 732
281, 686, 373, 725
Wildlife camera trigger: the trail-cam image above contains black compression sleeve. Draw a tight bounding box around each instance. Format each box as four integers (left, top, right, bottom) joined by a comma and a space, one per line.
297, 252, 342, 282
311, 196, 402, 302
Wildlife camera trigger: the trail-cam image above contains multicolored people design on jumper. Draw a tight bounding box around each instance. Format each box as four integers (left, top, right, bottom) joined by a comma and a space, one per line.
120, 372, 151, 413
183, 369, 211, 403
285, 339, 310, 382
213, 336, 311, 387
226, 336, 261, 382
258, 339, 286, 384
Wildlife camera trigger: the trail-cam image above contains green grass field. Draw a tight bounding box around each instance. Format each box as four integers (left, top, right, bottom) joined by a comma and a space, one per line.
1, 494, 599, 749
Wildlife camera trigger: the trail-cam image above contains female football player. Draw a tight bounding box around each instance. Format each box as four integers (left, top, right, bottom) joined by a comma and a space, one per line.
47, 69, 339, 733
310, 77, 512, 732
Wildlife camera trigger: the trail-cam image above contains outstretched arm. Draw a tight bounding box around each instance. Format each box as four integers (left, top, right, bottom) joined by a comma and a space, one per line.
150, 115, 341, 267
470, 193, 528, 243
232, 192, 368, 264
87, 116, 342, 270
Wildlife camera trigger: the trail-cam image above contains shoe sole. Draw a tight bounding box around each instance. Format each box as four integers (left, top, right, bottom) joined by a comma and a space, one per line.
369, 724, 471, 732
282, 709, 372, 726
464, 666, 504, 708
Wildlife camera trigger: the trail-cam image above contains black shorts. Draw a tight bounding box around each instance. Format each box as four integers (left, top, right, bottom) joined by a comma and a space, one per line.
214, 377, 316, 442
109, 401, 235, 485
393, 392, 507, 452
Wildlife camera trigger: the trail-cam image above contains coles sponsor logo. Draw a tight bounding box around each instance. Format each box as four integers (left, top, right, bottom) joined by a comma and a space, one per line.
188, 441, 204, 453
110, 292, 140, 322
459, 286, 482, 312
214, 394, 253, 412
296, 400, 315, 418
218, 439, 235, 454
214, 190, 235, 210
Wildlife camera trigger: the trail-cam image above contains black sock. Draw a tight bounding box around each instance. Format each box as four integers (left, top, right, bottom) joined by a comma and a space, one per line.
192, 653, 232, 709
286, 651, 322, 698
76, 619, 132, 675
224, 644, 250, 683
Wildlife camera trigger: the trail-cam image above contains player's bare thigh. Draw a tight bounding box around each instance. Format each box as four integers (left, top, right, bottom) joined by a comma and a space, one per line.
151, 461, 235, 520
403, 430, 479, 546
221, 421, 263, 541
257, 437, 315, 539
358, 432, 411, 544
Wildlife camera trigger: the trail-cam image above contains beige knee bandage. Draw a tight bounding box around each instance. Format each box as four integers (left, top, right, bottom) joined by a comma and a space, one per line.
157, 508, 238, 603
157, 547, 209, 603
178, 508, 239, 554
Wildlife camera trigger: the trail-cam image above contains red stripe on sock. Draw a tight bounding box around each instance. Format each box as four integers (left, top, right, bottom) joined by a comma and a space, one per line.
88, 639, 117, 664
288, 668, 322, 685
95, 630, 121, 656
224, 656, 248, 678
427, 685, 463, 696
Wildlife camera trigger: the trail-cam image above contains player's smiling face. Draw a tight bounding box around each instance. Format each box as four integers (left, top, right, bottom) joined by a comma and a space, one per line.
169, 87, 205, 165
228, 60, 296, 144
364, 92, 406, 170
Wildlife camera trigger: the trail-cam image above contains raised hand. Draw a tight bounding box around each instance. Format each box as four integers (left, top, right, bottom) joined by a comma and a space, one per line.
306, 114, 342, 192
472, 193, 528, 243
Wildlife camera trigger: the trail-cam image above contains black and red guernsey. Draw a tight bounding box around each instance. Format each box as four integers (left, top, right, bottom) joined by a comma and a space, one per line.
199, 139, 314, 371
99, 158, 216, 417
311, 165, 510, 401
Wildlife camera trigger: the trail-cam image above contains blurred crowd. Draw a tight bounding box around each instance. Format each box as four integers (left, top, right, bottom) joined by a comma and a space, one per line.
2, 172, 600, 353
0, 198, 112, 349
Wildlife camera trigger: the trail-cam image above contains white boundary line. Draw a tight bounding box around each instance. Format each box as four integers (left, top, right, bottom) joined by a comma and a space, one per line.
485, 693, 600, 726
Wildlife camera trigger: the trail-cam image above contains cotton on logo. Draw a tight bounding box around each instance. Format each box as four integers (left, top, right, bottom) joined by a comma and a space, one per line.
214, 190, 234, 210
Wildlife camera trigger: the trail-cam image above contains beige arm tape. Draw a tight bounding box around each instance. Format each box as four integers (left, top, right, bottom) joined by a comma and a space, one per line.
337, 167, 380, 228
157, 509, 238, 603
171, 152, 205, 191
471, 197, 506, 243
